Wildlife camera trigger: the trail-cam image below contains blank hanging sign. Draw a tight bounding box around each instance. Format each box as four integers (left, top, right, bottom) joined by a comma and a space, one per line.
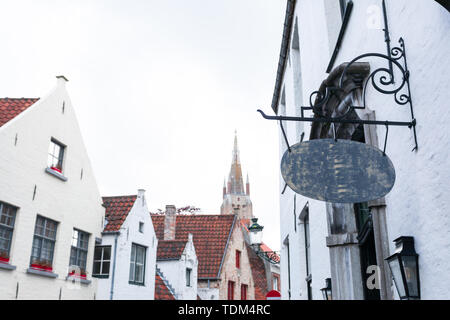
280, 139, 396, 203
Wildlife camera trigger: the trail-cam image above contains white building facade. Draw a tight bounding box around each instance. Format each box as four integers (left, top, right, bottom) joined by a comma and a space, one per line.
156, 233, 198, 300
0, 76, 105, 299
97, 190, 158, 300
272, 0, 450, 300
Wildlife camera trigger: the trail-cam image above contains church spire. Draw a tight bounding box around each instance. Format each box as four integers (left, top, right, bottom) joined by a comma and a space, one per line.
227, 131, 245, 195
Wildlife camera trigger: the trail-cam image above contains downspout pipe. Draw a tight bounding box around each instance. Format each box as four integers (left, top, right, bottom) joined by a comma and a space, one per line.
109, 232, 119, 300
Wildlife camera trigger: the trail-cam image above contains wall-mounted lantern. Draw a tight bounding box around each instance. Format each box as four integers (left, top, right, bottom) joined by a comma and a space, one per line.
320, 278, 332, 300
248, 218, 279, 264
385, 236, 420, 300
248, 218, 264, 247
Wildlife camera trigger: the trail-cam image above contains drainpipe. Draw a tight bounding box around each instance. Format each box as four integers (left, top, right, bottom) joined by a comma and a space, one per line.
110, 232, 119, 300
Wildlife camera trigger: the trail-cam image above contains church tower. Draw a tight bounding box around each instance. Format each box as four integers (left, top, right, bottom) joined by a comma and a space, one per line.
220, 131, 253, 220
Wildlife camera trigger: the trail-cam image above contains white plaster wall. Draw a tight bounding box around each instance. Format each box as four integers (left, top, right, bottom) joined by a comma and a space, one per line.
277, 0, 450, 300
157, 238, 198, 300
278, 0, 333, 300
0, 78, 104, 299
96, 191, 158, 300
197, 285, 219, 301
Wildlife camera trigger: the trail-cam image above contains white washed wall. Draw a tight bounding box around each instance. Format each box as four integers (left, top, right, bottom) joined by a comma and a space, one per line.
157, 237, 198, 300
96, 191, 158, 300
0, 78, 104, 299
277, 0, 450, 300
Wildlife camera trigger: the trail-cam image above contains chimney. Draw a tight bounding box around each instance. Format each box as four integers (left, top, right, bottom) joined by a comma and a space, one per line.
56, 75, 69, 87
137, 189, 146, 206
164, 205, 176, 240
188, 233, 193, 243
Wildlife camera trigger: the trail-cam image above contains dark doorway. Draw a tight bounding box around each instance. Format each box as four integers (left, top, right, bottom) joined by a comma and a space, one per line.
352, 124, 381, 300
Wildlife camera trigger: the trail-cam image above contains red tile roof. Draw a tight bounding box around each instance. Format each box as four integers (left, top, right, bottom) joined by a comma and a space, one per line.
151, 214, 236, 279
102, 195, 137, 232
246, 244, 269, 300
155, 272, 176, 300
157, 240, 187, 260
260, 242, 280, 263
0, 98, 39, 127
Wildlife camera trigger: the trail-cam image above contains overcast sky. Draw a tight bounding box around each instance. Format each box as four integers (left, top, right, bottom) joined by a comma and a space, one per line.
0, 0, 285, 250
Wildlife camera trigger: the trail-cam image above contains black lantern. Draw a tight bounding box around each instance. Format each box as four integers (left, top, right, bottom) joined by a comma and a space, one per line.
248, 218, 264, 247
320, 278, 332, 300
385, 236, 420, 300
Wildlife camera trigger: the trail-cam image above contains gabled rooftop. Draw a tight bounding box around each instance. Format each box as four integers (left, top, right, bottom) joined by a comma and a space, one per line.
156, 240, 187, 261
102, 195, 137, 232
151, 214, 236, 279
0, 98, 40, 127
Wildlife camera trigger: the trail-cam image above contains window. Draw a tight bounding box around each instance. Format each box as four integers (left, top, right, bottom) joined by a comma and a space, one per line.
139, 222, 144, 233
69, 229, 89, 277
227, 281, 235, 300
93, 246, 111, 278
241, 284, 248, 300
129, 243, 146, 285
30, 216, 57, 271
273, 275, 279, 291
283, 236, 291, 299
186, 268, 192, 287
235, 250, 241, 269
0, 202, 17, 263
47, 138, 65, 173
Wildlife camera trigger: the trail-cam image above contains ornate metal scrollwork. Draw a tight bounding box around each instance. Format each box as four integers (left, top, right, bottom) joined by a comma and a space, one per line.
258, 37, 418, 152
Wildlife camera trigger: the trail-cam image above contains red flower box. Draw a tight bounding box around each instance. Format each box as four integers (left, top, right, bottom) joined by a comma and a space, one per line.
31, 263, 52, 272
0, 256, 10, 263
51, 166, 62, 173
68, 271, 87, 279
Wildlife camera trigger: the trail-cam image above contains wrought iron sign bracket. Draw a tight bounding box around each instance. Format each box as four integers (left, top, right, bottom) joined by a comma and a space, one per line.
260, 0, 418, 154
258, 37, 418, 154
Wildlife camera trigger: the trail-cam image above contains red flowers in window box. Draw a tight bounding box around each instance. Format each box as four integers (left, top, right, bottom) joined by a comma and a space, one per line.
30, 259, 53, 272
0, 251, 9, 263
68, 267, 87, 279
50, 166, 62, 173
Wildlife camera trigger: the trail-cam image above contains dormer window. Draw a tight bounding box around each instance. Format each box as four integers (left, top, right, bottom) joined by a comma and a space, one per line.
48, 138, 65, 173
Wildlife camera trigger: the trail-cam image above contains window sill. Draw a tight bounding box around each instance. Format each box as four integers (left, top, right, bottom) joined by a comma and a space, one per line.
66, 275, 91, 285
0, 262, 16, 271
128, 281, 145, 287
27, 268, 58, 278
45, 167, 68, 182
92, 274, 109, 279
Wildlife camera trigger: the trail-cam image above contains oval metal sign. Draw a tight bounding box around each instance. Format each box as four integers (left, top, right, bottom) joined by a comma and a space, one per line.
281, 139, 396, 203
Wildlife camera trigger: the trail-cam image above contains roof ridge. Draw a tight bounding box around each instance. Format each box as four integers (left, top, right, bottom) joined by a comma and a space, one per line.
0, 97, 40, 100
102, 194, 137, 199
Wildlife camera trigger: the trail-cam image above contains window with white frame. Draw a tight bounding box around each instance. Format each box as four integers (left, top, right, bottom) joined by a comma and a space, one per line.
69, 229, 89, 276
139, 222, 144, 233
30, 216, 58, 271
93, 246, 111, 278
0, 202, 17, 263
273, 275, 279, 291
47, 138, 65, 173
129, 243, 146, 285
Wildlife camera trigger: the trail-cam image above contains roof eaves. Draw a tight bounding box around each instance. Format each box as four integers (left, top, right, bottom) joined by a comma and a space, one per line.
216, 214, 238, 278
271, 0, 297, 115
